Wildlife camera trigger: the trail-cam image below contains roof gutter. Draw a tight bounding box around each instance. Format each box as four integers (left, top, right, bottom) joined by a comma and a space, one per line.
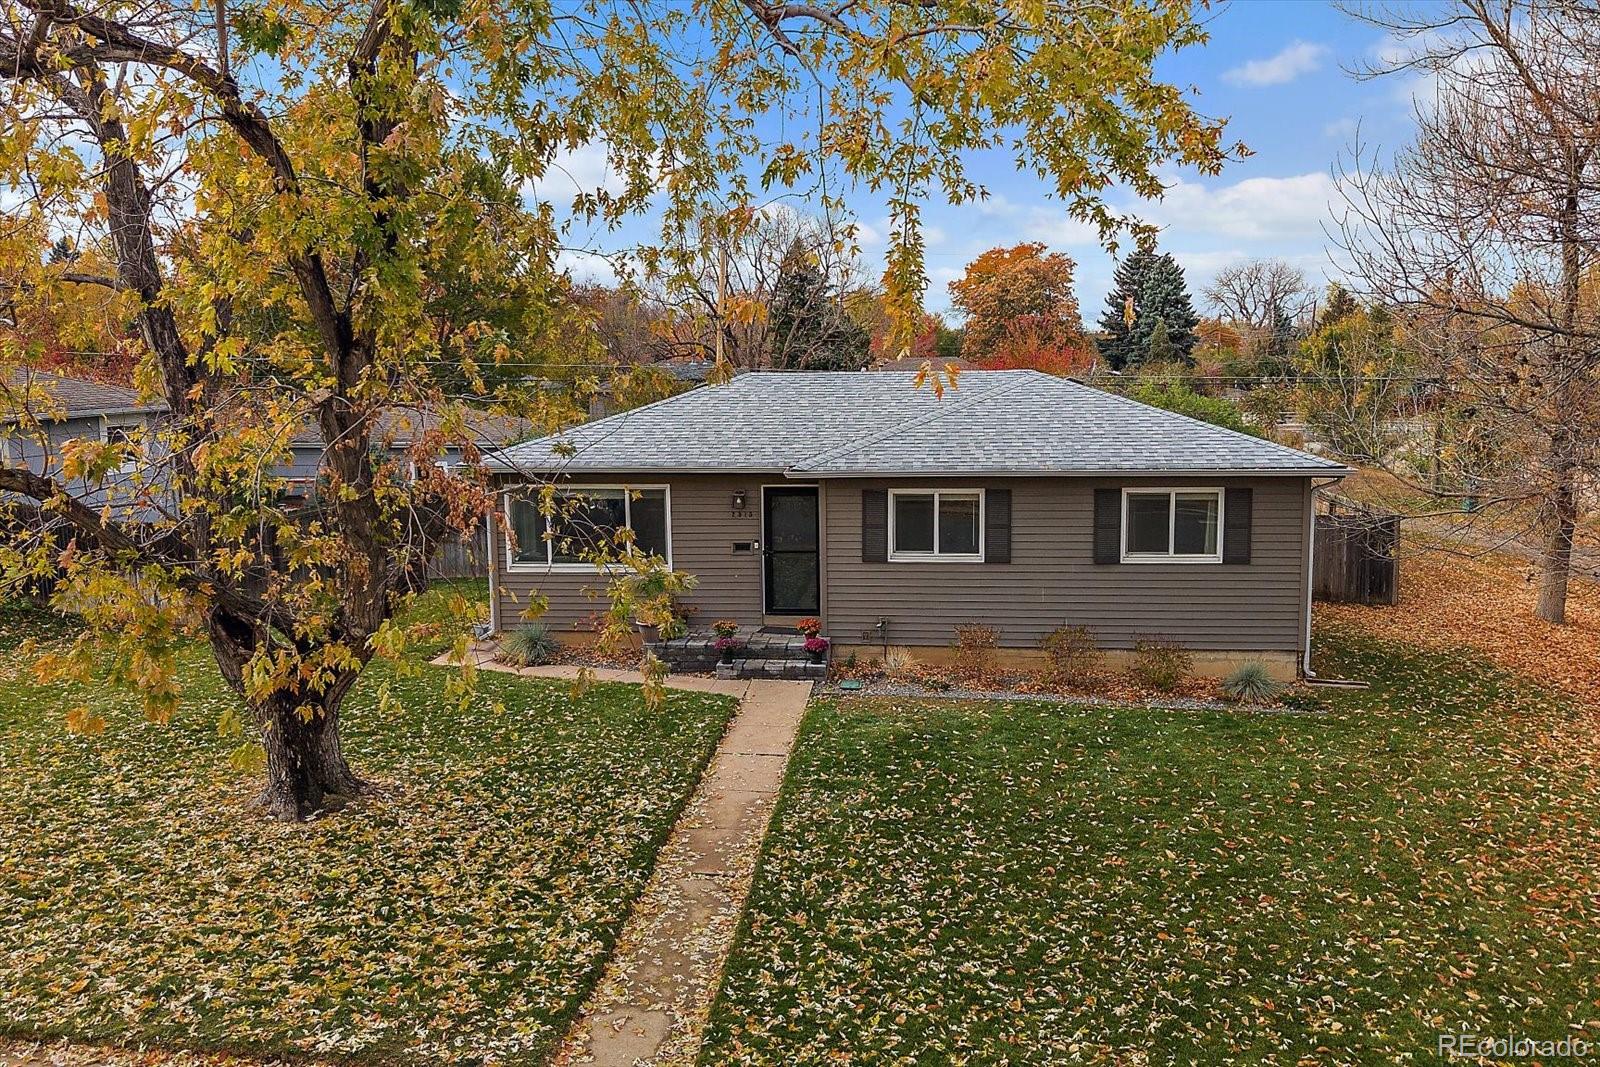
481, 463, 1356, 478
783, 466, 1358, 479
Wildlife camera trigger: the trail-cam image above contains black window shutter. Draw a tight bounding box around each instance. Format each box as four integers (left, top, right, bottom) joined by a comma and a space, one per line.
1224, 487, 1253, 564
984, 488, 1011, 563
862, 489, 887, 563
1093, 488, 1121, 564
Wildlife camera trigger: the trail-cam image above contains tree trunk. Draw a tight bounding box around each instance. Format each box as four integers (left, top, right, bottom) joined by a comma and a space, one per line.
1535, 465, 1577, 624
256, 690, 368, 822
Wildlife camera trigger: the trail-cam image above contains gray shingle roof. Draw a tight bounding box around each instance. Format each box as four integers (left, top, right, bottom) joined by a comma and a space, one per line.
3, 369, 164, 420
489, 370, 1352, 478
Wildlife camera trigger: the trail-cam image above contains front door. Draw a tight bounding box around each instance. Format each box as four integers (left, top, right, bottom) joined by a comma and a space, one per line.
763, 486, 820, 616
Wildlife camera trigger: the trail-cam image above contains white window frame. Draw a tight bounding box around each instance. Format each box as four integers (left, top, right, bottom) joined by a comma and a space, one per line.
504, 484, 672, 573
1120, 487, 1224, 564
101, 416, 144, 475
887, 488, 986, 562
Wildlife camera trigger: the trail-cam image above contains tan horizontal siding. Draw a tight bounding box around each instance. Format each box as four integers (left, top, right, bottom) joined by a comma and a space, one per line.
491, 471, 1314, 656
492, 472, 771, 633
822, 476, 1311, 653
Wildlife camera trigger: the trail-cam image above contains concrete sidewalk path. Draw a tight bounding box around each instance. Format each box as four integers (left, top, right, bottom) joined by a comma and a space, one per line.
431, 648, 811, 1066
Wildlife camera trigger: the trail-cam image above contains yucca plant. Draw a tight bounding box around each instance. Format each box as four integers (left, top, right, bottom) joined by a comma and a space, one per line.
500, 624, 561, 667
1222, 661, 1282, 704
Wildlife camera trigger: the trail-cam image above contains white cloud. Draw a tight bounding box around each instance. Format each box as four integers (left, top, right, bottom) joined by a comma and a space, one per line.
554, 247, 620, 286
1222, 41, 1329, 87
1323, 117, 1359, 140
523, 141, 628, 203
1139, 172, 1341, 242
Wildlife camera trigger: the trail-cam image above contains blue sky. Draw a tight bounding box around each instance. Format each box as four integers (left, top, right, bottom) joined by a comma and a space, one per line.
536, 1, 1428, 324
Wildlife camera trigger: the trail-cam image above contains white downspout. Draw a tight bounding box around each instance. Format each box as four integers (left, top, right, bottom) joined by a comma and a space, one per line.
1303, 480, 1318, 679
486, 505, 501, 635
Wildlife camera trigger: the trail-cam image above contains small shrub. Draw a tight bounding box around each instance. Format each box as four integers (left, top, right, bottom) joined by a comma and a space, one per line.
1129, 635, 1192, 692
952, 623, 1000, 679
1222, 661, 1282, 703
1040, 624, 1099, 682
881, 646, 916, 676
501, 623, 560, 667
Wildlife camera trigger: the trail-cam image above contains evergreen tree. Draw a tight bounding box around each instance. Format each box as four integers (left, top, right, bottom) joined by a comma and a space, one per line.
1318, 282, 1359, 328
935, 322, 964, 361
769, 247, 871, 370
1128, 253, 1199, 366
1145, 318, 1174, 364
1096, 246, 1157, 369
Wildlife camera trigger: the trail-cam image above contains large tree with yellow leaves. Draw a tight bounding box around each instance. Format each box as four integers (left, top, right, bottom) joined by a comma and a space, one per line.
0, 0, 1235, 820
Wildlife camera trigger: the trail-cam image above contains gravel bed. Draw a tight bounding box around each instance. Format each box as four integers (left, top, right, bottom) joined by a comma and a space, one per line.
816, 679, 1326, 715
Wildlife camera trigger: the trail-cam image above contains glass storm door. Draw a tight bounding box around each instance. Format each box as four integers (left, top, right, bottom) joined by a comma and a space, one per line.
763, 487, 820, 615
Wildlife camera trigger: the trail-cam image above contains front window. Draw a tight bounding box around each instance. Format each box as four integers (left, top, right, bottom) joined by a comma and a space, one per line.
889, 489, 983, 561
508, 486, 670, 568
1122, 488, 1222, 562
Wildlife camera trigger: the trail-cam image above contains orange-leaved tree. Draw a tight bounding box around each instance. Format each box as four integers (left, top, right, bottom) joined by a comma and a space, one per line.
949, 243, 1086, 367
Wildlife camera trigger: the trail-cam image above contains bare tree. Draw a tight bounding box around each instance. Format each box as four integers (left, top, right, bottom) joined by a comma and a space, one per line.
649, 208, 866, 369
1203, 258, 1314, 365
1204, 258, 1315, 331
1336, 0, 1600, 623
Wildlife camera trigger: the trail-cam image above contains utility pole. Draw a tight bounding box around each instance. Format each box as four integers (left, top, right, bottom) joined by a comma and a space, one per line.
216, 1, 229, 79
714, 226, 728, 366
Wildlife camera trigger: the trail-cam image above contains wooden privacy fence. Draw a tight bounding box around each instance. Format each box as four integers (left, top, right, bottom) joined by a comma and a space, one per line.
431, 527, 489, 580
1314, 499, 1400, 606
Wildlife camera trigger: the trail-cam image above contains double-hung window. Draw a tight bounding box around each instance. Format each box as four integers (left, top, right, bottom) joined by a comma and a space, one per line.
888, 489, 984, 561
507, 485, 670, 569
1121, 488, 1222, 562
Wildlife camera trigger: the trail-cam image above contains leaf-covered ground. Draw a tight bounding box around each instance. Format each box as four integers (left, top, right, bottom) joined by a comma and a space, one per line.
0, 593, 739, 1066
1321, 545, 1600, 723
699, 628, 1600, 1064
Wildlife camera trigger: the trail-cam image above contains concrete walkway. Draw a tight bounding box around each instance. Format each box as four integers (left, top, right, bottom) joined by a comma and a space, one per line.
434, 649, 811, 1066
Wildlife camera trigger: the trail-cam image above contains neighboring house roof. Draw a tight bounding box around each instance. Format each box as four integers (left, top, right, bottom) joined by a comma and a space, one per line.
289, 408, 531, 452
2, 369, 165, 420
646, 360, 723, 383
491, 370, 1354, 478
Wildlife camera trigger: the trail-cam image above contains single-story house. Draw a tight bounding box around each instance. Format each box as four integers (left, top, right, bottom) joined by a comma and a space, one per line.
2, 369, 170, 518
3, 369, 527, 578
484, 370, 1353, 679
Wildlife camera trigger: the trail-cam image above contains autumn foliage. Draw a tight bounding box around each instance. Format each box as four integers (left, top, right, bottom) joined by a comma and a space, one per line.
949, 243, 1086, 372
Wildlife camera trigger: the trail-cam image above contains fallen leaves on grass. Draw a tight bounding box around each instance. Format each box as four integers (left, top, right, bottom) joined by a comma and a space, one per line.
701, 633, 1600, 1064
0, 643, 737, 1065
1319, 542, 1600, 761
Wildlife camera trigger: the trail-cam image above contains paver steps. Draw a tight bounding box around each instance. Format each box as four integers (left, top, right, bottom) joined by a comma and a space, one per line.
646, 629, 827, 681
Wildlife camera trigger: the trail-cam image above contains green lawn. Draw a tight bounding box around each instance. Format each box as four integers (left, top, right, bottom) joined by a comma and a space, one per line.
700, 626, 1600, 1064
0, 588, 739, 1065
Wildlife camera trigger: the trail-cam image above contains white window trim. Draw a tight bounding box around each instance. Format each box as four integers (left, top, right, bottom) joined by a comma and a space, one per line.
101, 416, 144, 474
504, 484, 672, 573
1120, 487, 1224, 564
887, 488, 986, 562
